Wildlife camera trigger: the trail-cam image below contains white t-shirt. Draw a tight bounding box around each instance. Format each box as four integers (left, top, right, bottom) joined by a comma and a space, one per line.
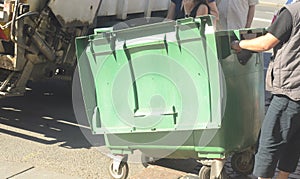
216, 0, 259, 30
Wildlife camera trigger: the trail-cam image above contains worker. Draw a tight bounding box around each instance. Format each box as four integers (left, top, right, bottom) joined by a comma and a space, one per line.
216, 0, 259, 30
232, 1, 300, 178
166, 0, 219, 20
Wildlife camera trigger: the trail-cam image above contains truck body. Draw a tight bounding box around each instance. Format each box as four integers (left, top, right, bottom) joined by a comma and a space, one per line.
0, 0, 170, 97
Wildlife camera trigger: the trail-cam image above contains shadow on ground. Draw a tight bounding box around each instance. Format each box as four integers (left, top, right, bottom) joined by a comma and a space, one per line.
0, 79, 104, 149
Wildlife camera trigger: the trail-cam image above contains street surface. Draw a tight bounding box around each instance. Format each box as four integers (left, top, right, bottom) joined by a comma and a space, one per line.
0, 80, 141, 178
252, 1, 283, 28
1, 1, 300, 179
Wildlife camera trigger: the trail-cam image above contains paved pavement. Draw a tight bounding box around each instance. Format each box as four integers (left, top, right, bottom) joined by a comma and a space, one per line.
260, 0, 286, 7
0, 0, 297, 179
0, 161, 78, 179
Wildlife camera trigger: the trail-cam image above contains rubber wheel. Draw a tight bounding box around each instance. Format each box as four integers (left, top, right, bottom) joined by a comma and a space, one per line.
199, 166, 228, 179
199, 166, 211, 179
108, 161, 129, 179
231, 153, 254, 175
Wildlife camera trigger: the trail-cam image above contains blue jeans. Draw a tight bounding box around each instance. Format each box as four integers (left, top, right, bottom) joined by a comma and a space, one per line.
253, 95, 300, 178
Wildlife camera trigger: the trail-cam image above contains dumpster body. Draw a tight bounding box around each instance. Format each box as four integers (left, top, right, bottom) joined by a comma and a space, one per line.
75, 16, 265, 178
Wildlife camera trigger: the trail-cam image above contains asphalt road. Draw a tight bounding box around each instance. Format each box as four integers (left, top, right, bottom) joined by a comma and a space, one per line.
252, 2, 287, 29
0, 79, 127, 178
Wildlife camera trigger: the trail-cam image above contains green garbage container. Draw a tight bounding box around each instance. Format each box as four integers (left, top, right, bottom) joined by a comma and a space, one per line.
75, 16, 265, 179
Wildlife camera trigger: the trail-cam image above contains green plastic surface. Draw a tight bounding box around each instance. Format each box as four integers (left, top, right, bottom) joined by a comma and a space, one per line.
75, 16, 265, 158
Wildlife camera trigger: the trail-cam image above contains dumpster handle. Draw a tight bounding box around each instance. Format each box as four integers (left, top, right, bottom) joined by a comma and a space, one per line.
123, 41, 168, 55
134, 109, 178, 117
123, 43, 139, 112
134, 106, 178, 124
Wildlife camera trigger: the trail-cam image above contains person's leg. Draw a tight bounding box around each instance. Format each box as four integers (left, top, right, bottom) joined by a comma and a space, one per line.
277, 97, 300, 179
276, 136, 300, 179
253, 95, 290, 178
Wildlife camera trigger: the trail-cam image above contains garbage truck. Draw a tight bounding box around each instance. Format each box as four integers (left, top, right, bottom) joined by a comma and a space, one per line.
0, 0, 170, 97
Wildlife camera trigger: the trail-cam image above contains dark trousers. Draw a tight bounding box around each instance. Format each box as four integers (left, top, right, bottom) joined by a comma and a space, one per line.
253, 95, 300, 178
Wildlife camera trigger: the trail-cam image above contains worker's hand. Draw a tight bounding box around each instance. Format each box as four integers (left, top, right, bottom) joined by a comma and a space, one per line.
231, 40, 242, 53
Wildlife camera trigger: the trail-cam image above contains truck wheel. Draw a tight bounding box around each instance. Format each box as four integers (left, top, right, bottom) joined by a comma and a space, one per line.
231, 152, 254, 175
108, 160, 129, 179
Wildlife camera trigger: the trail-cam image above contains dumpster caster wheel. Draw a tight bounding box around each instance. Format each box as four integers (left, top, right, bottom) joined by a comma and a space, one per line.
108, 161, 129, 179
231, 152, 254, 175
199, 166, 227, 179
199, 166, 210, 179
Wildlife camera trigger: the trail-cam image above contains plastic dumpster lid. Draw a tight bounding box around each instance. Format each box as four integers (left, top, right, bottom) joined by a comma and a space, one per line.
75, 15, 225, 134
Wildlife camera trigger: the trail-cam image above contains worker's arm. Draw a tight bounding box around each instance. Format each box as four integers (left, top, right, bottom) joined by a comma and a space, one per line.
207, 1, 219, 21
245, 5, 255, 28
166, 2, 176, 20
232, 33, 280, 52
232, 8, 293, 53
